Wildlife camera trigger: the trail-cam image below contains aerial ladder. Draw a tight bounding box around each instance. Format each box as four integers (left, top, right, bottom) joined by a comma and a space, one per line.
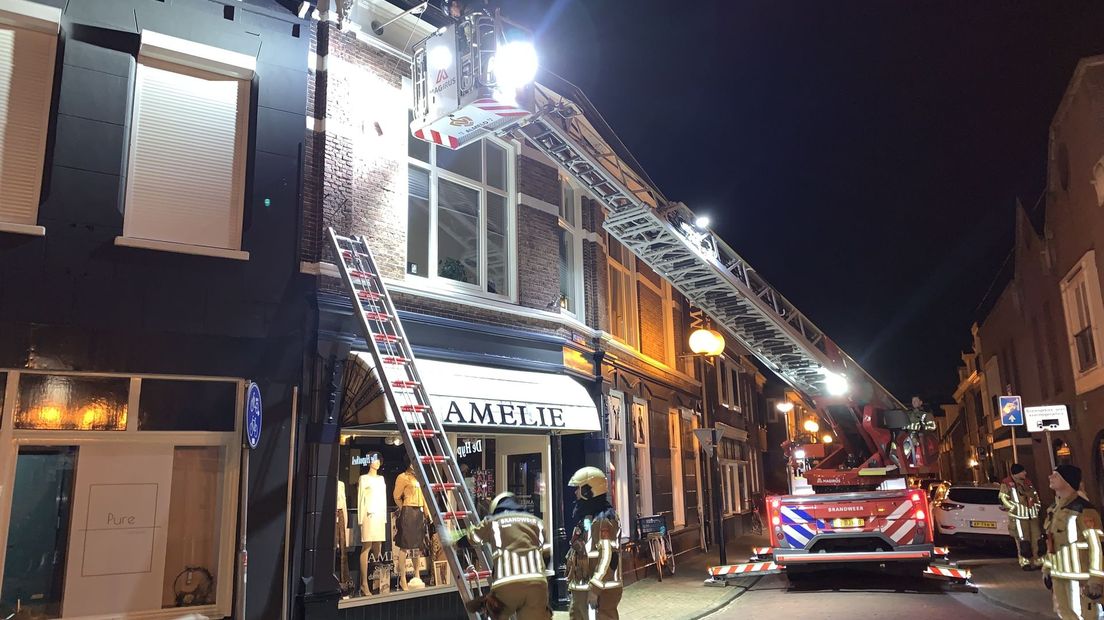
400, 7, 973, 605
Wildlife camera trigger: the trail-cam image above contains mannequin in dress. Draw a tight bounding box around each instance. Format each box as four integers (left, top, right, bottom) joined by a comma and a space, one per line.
393, 464, 431, 590
357, 454, 386, 596
336, 480, 351, 594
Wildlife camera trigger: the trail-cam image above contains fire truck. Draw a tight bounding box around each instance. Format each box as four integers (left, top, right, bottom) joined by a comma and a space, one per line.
396, 8, 969, 612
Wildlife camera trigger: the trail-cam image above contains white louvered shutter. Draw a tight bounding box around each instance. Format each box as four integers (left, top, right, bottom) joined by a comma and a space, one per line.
124, 59, 247, 249
0, 24, 56, 225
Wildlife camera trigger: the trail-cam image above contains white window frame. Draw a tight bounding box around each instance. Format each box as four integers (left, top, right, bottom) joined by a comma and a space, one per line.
716, 356, 742, 412
668, 408, 685, 528
1060, 251, 1104, 394
406, 131, 517, 302
115, 31, 254, 260
716, 424, 750, 516
557, 175, 585, 318
607, 391, 631, 538
0, 369, 242, 620
606, 234, 638, 347
631, 398, 653, 519
0, 1, 62, 237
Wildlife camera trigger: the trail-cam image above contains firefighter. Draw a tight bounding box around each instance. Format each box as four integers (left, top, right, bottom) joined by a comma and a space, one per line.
1000, 463, 1044, 570
444, 491, 552, 620
566, 466, 622, 620
1042, 465, 1104, 620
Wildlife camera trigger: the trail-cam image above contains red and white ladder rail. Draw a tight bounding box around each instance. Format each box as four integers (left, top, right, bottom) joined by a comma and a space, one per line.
328, 228, 493, 619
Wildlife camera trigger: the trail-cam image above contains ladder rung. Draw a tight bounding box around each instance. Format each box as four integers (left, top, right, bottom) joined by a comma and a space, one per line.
382, 356, 410, 365
410, 429, 437, 439
464, 570, 492, 582
374, 334, 402, 344
349, 270, 375, 280
392, 380, 419, 389
364, 311, 391, 321
420, 455, 449, 464
357, 290, 383, 301
441, 510, 470, 520
400, 404, 430, 413
430, 482, 460, 492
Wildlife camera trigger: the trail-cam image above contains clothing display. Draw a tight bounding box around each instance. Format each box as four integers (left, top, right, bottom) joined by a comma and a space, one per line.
393, 469, 426, 507
336, 481, 351, 592
396, 506, 427, 550
358, 473, 387, 542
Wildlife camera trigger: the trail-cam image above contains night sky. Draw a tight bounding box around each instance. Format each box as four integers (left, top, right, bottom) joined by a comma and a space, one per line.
506, 0, 1104, 401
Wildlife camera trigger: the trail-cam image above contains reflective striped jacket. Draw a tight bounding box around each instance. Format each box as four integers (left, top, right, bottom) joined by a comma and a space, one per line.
999, 477, 1041, 519
1043, 495, 1104, 584
469, 512, 552, 589
566, 508, 621, 591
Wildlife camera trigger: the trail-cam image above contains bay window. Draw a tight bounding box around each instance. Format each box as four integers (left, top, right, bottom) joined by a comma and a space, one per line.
407, 129, 514, 299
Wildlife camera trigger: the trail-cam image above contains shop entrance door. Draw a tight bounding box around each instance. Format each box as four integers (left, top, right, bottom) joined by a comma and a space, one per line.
496, 436, 550, 524
1, 446, 78, 618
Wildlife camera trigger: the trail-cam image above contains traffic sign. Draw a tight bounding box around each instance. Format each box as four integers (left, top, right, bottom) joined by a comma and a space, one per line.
694, 428, 717, 457
998, 395, 1023, 426
1025, 405, 1070, 432
245, 381, 263, 449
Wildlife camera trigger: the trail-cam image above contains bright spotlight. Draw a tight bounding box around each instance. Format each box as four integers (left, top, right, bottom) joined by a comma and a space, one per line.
776, 401, 794, 414
802, 419, 820, 434
694, 215, 710, 229
427, 45, 452, 70
822, 434, 833, 444
823, 370, 849, 396
492, 41, 538, 92
794, 449, 806, 460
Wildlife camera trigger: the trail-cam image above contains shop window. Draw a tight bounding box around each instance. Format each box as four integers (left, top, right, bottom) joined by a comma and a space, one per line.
0, 446, 78, 618
406, 127, 514, 298
163, 446, 222, 608
0, 5, 59, 236
15, 374, 128, 430
607, 392, 631, 537
335, 430, 550, 607
668, 409, 685, 528
119, 33, 253, 258
138, 379, 236, 431
631, 400, 652, 519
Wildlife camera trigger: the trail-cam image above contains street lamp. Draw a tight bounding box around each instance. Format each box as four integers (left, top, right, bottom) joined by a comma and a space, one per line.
775, 401, 794, 414
802, 419, 820, 434
821, 434, 833, 444
688, 322, 726, 565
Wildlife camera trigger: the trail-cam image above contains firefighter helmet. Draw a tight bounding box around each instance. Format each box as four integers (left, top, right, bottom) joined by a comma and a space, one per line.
489, 491, 515, 514
568, 466, 608, 497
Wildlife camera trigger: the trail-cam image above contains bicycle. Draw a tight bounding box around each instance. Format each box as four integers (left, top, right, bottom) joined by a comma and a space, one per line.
749, 494, 765, 536
638, 514, 676, 581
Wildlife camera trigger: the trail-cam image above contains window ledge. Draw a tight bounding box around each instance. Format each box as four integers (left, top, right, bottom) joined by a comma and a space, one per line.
0, 222, 45, 237
115, 236, 249, 261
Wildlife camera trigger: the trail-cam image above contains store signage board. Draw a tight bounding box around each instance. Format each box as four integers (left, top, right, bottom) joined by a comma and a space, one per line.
998, 395, 1023, 427
1025, 405, 1070, 432
245, 381, 263, 449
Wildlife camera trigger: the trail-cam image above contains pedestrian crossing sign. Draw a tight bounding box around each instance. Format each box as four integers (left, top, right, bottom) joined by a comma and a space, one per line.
999, 395, 1023, 426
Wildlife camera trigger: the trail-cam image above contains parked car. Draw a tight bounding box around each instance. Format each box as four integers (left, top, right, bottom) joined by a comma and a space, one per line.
933, 484, 1013, 546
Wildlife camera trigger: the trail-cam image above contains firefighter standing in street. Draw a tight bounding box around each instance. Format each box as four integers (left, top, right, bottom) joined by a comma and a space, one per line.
444, 491, 552, 620
1042, 465, 1104, 620
1001, 463, 1044, 570
566, 466, 622, 620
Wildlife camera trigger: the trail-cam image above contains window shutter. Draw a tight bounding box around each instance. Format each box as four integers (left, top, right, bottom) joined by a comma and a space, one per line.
123, 61, 247, 249
0, 24, 56, 225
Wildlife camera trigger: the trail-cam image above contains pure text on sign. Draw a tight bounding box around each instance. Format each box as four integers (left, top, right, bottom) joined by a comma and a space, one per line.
442, 400, 566, 428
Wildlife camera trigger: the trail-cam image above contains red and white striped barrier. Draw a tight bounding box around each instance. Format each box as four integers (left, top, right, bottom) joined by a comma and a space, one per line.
924, 565, 971, 580
709, 561, 781, 577
751, 547, 773, 556
933, 546, 949, 556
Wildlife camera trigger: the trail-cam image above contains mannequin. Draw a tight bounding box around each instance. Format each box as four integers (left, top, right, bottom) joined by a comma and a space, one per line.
393, 464, 430, 590
336, 480, 351, 595
357, 454, 387, 596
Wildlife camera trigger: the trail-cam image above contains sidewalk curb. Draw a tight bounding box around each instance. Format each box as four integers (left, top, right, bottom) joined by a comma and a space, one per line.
688, 576, 761, 620
973, 580, 1051, 619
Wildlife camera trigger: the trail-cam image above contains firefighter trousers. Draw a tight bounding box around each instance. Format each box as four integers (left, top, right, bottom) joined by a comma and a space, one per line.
490, 581, 552, 620
569, 588, 623, 620
1052, 578, 1100, 620
1009, 516, 1042, 567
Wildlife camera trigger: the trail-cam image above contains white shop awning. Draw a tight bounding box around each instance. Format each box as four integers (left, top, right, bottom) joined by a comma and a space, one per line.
344, 354, 600, 434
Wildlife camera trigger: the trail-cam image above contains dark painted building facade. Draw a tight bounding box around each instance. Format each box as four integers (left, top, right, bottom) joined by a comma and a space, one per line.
0, 1, 308, 618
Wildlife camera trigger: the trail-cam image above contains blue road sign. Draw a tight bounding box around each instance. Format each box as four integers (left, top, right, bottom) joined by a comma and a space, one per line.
245, 381, 263, 449
999, 395, 1023, 427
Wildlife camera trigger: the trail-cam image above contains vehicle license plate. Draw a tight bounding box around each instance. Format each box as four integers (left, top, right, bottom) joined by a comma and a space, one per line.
970, 520, 997, 529
832, 518, 865, 528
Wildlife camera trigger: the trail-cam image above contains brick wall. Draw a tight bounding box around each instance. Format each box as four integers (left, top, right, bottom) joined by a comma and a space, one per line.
518, 154, 560, 204
517, 204, 560, 310
637, 283, 666, 362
